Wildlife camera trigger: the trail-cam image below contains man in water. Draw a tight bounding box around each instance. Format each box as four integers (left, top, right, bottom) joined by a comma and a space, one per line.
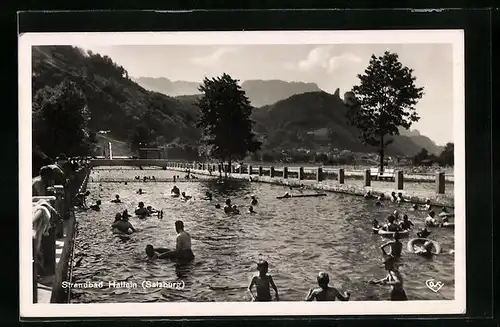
145, 220, 194, 261
305, 272, 350, 301
32, 166, 54, 196
248, 260, 279, 301
135, 202, 150, 217
111, 194, 121, 203
112, 214, 136, 234
171, 185, 180, 195
382, 215, 400, 232
380, 232, 403, 258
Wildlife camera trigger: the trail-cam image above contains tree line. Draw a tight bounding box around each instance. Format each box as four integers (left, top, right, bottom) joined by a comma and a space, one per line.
33, 50, 454, 174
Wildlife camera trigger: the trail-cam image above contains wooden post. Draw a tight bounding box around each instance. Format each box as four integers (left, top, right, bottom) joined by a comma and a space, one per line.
338, 168, 345, 184
436, 172, 445, 194
364, 169, 371, 187
248, 165, 253, 175
298, 167, 304, 180
270, 166, 275, 177
258, 166, 263, 176
316, 168, 323, 182
283, 167, 288, 179
396, 170, 404, 190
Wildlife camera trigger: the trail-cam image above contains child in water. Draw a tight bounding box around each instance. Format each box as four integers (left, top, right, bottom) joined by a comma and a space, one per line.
369, 255, 407, 301
248, 260, 279, 301
399, 215, 414, 230
111, 194, 121, 203
89, 200, 101, 211
305, 272, 350, 301
380, 232, 403, 258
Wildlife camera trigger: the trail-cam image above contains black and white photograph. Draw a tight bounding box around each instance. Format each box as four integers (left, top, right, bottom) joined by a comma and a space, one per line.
20, 30, 465, 317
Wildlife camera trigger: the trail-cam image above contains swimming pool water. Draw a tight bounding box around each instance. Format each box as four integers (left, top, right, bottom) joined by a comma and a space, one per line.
71, 168, 455, 303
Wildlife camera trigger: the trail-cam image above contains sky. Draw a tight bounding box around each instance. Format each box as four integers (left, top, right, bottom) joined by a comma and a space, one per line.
82, 43, 454, 145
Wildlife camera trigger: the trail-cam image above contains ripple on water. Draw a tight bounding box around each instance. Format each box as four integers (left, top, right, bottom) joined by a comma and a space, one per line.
71, 169, 455, 302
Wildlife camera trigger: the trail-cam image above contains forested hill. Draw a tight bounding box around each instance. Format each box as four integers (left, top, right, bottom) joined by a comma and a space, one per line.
250, 91, 432, 157
32, 46, 200, 151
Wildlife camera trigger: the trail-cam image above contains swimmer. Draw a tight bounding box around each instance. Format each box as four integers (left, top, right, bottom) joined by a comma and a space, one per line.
248, 260, 279, 302
382, 215, 400, 232
74, 190, 90, 209
380, 232, 403, 258
391, 191, 398, 202
181, 192, 192, 200
112, 214, 136, 234
145, 220, 194, 261
425, 211, 438, 227
415, 241, 434, 257
364, 191, 375, 199
393, 210, 401, 221
417, 227, 431, 238
135, 201, 149, 218
411, 203, 419, 211
111, 194, 121, 203
424, 199, 432, 211
137, 188, 145, 195
372, 219, 381, 229
204, 191, 213, 201
171, 185, 180, 195
399, 215, 414, 230
112, 212, 121, 224
282, 192, 291, 199
89, 200, 101, 211
251, 196, 258, 206
231, 205, 240, 214
223, 199, 232, 213
369, 255, 407, 301
305, 272, 350, 301
396, 192, 407, 204
215, 203, 221, 209
248, 206, 256, 214
375, 200, 382, 207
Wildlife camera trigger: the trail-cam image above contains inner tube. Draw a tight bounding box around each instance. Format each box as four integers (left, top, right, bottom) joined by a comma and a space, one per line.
407, 238, 441, 254
373, 228, 410, 238
276, 193, 327, 199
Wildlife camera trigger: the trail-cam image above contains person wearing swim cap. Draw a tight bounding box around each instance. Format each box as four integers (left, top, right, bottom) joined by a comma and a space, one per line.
369, 255, 407, 301
380, 232, 403, 258
305, 272, 350, 301
248, 260, 279, 301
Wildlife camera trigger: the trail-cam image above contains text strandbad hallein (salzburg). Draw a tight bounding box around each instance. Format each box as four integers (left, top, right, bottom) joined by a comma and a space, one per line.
61, 280, 185, 290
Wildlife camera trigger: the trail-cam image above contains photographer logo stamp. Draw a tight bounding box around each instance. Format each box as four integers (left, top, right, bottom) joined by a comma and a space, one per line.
425, 279, 444, 293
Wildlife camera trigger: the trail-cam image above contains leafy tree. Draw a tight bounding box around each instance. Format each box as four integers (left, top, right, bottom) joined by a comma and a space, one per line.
32, 79, 95, 158
345, 51, 424, 172
439, 142, 454, 166
412, 148, 429, 165
196, 73, 261, 176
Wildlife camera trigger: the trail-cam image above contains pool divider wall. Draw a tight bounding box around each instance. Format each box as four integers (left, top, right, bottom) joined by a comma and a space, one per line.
173, 164, 453, 207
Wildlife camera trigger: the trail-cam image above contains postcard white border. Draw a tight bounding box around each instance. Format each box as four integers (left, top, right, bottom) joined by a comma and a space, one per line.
19, 30, 465, 318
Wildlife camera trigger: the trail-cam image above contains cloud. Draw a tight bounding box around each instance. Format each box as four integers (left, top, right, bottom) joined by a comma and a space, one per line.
190, 47, 238, 66
285, 46, 362, 73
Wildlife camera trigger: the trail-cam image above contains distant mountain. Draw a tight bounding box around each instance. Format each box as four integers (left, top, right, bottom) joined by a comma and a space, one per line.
251, 91, 432, 157
135, 77, 323, 108
240, 79, 323, 107
132, 77, 201, 97
398, 128, 444, 155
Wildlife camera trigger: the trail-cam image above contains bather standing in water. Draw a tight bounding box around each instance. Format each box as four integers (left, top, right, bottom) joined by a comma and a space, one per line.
145, 220, 194, 261
369, 255, 407, 301
111, 194, 121, 203
380, 232, 403, 258
305, 272, 350, 301
248, 260, 279, 302
135, 201, 150, 217
112, 214, 136, 234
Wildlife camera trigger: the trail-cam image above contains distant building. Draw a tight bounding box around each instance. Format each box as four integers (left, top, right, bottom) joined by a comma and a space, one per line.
138, 147, 165, 159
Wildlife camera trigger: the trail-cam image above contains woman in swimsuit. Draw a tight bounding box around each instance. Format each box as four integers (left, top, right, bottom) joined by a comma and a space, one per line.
369, 255, 407, 301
